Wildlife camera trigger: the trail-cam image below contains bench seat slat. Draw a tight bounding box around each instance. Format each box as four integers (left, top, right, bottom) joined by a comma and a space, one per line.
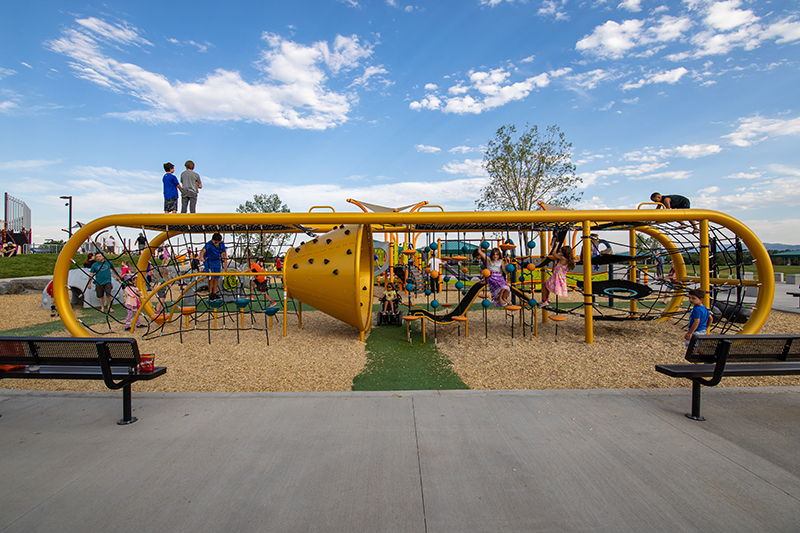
656, 362, 800, 379
0, 365, 166, 381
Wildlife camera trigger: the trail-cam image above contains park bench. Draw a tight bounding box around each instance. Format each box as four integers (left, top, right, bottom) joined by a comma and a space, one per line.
787, 291, 800, 309
0, 336, 166, 425
655, 334, 800, 421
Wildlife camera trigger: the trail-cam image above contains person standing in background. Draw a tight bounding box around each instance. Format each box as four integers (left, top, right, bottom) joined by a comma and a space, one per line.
180, 160, 203, 213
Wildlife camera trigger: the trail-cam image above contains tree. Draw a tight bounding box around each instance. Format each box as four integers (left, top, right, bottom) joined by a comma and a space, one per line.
236, 194, 291, 259
477, 124, 582, 212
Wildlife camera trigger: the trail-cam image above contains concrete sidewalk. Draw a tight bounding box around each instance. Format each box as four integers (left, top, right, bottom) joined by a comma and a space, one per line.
2, 387, 799, 532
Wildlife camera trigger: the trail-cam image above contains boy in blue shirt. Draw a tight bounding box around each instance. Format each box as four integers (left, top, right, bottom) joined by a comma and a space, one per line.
199, 232, 227, 300
162, 162, 182, 214
685, 288, 713, 347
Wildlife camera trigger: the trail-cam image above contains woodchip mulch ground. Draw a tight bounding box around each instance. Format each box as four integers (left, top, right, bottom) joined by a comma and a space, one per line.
2, 291, 799, 393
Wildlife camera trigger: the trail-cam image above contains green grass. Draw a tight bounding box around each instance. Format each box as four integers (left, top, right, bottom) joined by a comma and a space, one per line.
0, 253, 139, 278
352, 322, 469, 391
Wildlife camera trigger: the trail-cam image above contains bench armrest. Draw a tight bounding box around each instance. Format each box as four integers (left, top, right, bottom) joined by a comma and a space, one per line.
693, 338, 731, 387
96, 342, 132, 390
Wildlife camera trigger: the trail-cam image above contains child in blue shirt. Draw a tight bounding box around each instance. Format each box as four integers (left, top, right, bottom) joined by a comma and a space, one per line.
162, 162, 181, 214
685, 288, 713, 347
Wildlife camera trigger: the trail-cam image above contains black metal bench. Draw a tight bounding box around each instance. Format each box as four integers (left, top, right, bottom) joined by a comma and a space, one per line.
655, 334, 800, 420
787, 292, 800, 309
0, 336, 166, 425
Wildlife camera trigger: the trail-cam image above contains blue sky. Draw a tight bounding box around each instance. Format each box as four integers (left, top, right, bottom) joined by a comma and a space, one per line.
1, 0, 799, 245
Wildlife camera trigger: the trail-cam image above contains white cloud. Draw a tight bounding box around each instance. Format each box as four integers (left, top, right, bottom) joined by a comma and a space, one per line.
665, 143, 722, 159
738, 218, 800, 245
723, 115, 800, 147
617, 0, 642, 12
621, 67, 688, 90
628, 170, 692, 180
538, 0, 569, 20
449, 145, 479, 154
0, 159, 61, 170
415, 144, 441, 153
75, 17, 153, 47
424, 83, 438, 90
693, 175, 800, 211
703, 0, 758, 32
441, 158, 488, 177
576, 19, 645, 59
0, 67, 16, 80
723, 171, 762, 179
411, 66, 563, 114
47, 18, 386, 130
762, 17, 800, 44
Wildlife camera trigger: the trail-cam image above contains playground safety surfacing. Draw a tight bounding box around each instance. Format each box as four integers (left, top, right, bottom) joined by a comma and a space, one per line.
2, 386, 800, 532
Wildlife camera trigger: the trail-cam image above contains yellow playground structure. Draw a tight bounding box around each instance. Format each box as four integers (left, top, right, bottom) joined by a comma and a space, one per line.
52, 206, 775, 344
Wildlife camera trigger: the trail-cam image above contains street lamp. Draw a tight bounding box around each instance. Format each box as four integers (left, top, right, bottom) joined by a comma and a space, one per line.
59, 196, 73, 239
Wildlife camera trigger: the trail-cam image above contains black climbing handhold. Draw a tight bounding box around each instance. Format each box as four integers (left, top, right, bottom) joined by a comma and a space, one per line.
344, 229, 351, 235
346, 249, 352, 255
295, 247, 300, 253
308, 258, 314, 264
313, 238, 318, 244
363, 286, 367, 290
324, 259, 330, 264
293, 264, 298, 269
326, 239, 332, 244
333, 269, 339, 275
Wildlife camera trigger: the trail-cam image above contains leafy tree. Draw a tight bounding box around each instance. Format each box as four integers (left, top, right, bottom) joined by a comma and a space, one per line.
235, 194, 291, 259
477, 124, 582, 211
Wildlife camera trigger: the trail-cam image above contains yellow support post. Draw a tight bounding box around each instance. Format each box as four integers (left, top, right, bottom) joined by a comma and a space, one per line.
583, 220, 594, 344
700, 219, 710, 308
629, 228, 637, 315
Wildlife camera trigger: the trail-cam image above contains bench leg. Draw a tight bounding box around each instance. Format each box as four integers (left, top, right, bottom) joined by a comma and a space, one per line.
117, 384, 138, 425
685, 380, 706, 421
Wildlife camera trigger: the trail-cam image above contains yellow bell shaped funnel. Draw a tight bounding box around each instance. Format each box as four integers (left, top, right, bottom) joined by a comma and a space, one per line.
284, 224, 374, 334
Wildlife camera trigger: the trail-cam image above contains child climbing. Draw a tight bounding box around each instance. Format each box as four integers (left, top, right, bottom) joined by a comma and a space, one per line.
539, 245, 576, 308
475, 247, 511, 307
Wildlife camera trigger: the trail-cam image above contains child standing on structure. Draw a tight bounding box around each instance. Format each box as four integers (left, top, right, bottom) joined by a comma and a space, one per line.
180, 160, 203, 213
475, 247, 511, 307
539, 245, 576, 308
685, 288, 713, 347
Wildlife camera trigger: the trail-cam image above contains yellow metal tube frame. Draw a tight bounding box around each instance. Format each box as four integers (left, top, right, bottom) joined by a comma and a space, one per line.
53, 209, 775, 341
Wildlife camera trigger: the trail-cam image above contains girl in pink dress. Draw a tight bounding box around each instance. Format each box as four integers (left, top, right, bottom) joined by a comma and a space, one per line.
539, 245, 575, 308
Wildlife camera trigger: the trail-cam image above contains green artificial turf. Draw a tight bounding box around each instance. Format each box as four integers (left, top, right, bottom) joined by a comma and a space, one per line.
352, 322, 469, 391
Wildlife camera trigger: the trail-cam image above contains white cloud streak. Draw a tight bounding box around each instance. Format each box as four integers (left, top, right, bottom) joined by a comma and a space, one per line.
47, 18, 388, 130
723, 115, 800, 147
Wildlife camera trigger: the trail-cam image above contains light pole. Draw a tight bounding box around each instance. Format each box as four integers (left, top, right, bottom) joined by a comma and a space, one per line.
59, 196, 72, 239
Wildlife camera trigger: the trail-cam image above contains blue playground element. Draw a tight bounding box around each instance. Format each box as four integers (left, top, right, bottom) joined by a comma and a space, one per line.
431, 299, 440, 309
505, 264, 516, 273
455, 281, 464, 290
430, 242, 438, 250
406, 283, 415, 292
481, 241, 490, 249
527, 240, 537, 249
481, 299, 492, 308
425, 289, 432, 296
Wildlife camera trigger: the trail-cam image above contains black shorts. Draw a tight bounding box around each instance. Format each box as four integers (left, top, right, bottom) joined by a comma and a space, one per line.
95, 282, 113, 299
164, 197, 178, 212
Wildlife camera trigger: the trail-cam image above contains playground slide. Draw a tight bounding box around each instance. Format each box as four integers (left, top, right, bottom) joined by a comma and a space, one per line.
409, 281, 486, 324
